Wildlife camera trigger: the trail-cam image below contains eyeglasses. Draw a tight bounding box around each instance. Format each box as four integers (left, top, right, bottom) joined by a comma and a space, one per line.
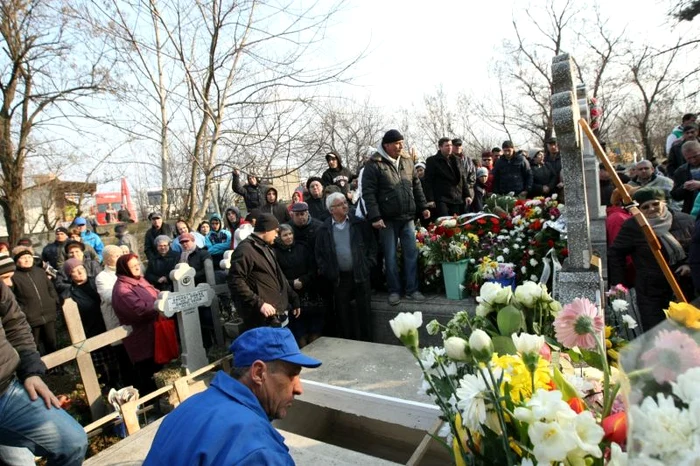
331, 202, 347, 208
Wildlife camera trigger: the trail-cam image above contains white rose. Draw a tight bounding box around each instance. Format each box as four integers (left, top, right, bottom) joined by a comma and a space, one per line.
512, 333, 545, 355
476, 303, 492, 317
530, 258, 538, 266
514, 281, 543, 307
494, 286, 513, 304
469, 329, 493, 362
444, 336, 470, 361
478, 281, 504, 305
389, 311, 423, 339
612, 299, 629, 312
521, 266, 528, 274
529, 275, 538, 281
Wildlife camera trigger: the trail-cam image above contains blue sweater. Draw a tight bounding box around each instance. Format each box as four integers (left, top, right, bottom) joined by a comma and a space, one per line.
143, 371, 294, 465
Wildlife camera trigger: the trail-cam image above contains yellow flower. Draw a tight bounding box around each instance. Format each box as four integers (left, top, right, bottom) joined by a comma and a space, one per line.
665, 302, 700, 329
490, 354, 552, 404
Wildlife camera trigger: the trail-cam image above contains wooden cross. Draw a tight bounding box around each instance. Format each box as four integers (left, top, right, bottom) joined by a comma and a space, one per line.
41, 299, 132, 420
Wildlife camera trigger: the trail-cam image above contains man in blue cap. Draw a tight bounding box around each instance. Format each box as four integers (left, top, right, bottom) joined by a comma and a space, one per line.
143, 327, 321, 465
72, 216, 104, 261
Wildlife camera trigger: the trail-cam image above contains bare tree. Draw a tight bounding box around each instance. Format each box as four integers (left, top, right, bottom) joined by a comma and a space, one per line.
0, 0, 113, 243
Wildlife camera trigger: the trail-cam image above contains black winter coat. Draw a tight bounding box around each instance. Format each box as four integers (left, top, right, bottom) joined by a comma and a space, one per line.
609, 211, 695, 330
423, 152, 469, 205
671, 163, 700, 213
262, 201, 291, 224
145, 250, 179, 291
530, 163, 557, 197
274, 240, 316, 290
69, 278, 107, 339
144, 223, 176, 262
322, 166, 353, 194
492, 155, 533, 195
231, 172, 265, 211
315, 216, 377, 284
361, 151, 428, 223
0, 281, 45, 395
288, 217, 323, 253
306, 196, 329, 222
12, 266, 58, 327
183, 247, 211, 285
41, 241, 65, 270
227, 235, 300, 330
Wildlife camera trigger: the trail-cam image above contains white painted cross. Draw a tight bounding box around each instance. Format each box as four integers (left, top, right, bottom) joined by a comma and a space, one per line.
154, 263, 215, 373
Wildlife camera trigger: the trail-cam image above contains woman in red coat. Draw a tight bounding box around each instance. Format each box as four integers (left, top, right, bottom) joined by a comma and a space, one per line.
112, 253, 161, 395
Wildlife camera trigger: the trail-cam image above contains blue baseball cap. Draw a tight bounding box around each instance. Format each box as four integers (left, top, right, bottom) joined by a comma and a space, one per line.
74, 217, 87, 226
230, 327, 321, 368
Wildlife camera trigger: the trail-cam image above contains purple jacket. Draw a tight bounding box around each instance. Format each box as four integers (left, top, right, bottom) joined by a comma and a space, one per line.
112, 275, 159, 363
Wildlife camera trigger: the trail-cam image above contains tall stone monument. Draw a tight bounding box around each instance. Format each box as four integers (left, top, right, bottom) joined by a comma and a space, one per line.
551, 54, 603, 304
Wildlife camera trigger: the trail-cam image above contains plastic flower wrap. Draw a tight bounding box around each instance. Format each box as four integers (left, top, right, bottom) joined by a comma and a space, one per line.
392, 288, 628, 465
621, 301, 700, 464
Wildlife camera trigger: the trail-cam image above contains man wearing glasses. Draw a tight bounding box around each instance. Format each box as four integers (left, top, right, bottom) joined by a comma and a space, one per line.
315, 193, 376, 340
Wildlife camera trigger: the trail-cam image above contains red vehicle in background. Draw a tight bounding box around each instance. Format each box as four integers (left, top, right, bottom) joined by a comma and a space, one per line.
94, 178, 137, 225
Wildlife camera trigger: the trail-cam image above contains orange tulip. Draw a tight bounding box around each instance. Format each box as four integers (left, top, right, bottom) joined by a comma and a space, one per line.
602, 412, 627, 444
568, 397, 586, 414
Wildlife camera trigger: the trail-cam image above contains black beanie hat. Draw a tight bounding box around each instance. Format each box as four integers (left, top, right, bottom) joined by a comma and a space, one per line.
633, 187, 665, 205
306, 176, 323, 192
254, 213, 279, 233
382, 129, 404, 145
12, 247, 33, 263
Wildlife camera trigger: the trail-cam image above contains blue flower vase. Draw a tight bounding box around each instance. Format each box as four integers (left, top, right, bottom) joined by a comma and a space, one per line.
487, 276, 516, 291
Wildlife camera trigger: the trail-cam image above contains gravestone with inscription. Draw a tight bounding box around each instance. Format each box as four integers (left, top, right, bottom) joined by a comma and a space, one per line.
154, 263, 215, 372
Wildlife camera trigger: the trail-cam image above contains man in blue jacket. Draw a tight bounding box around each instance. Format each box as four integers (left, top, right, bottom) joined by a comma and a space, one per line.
73, 216, 104, 261
144, 327, 321, 465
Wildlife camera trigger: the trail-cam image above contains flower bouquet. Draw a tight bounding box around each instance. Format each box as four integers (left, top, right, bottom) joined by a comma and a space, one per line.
472, 258, 516, 290
621, 301, 700, 464
389, 281, 631, 466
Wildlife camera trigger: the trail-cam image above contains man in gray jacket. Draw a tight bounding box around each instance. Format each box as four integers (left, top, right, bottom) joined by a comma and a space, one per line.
362, 129, 430, 306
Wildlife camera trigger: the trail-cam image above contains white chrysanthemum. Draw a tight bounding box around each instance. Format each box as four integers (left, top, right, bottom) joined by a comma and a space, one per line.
496, 255, 505, 262
672, 367, 700, 404
611, 299, 629, 312
622, 314, 638, 329
456, 373, 488, 432
502, 248, 510, 255
630, 393, 695, 459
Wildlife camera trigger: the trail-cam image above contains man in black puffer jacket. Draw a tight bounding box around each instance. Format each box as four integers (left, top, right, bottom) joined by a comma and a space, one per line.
492, 140, 533, 196
361, 129, 430, 306
321, 151, 353, 197
231, 168, 265, 211
423, 137, 471, 217
0, 271, 88, 465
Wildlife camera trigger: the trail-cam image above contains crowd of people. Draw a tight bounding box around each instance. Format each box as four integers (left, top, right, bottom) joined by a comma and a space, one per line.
4, 116, 700, 462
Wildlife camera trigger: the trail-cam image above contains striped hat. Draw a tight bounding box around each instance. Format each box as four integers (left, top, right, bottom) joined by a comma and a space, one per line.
0, 254, 16, 276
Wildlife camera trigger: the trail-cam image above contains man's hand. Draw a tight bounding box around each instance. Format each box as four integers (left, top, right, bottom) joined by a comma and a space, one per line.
557, 182, 564, 189
346, 191, 354, 201
684, 180, 700, 191
518, 191, 528, 198
293, 279, 303, 290
676, 264, 691, 277
372, 219, 386, 229
24, 376, 61, 409
233, 168, 240, 176
422, 209, 431, 219
543, 186, 550, 194
260, 303, 276, 317
158, 276, 167, 284
465, 197, 472, 206
292, 308, 301, 318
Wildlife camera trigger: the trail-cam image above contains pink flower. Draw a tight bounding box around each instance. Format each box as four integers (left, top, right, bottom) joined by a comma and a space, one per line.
553, 298, 604, 349
641, 330, 700, 384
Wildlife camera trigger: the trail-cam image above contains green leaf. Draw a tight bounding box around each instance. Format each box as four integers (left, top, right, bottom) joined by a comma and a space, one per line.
551, 366, 579, 401
497, 305, 523, 335
492, 335, 517, 355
